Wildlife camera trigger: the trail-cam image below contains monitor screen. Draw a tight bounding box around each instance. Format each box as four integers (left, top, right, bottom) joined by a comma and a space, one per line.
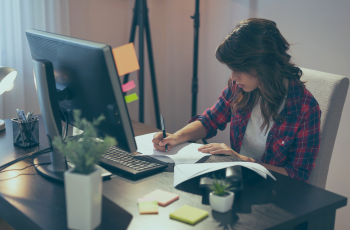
26, 29, 137, 153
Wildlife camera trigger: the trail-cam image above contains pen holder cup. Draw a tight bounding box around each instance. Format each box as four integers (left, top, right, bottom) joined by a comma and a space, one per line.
12, 118, 39, 148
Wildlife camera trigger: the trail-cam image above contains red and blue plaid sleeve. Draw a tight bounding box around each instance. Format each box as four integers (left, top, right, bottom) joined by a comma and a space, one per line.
189, 86, 232, 139
283, 105, 321, 182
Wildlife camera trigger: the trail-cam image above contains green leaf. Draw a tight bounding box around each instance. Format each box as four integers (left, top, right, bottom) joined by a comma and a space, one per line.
52, 109, 117, 174
208, 175, 234, 196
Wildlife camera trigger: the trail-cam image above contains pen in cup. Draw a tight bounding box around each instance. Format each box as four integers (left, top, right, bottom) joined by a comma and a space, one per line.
160, 114, 168, 151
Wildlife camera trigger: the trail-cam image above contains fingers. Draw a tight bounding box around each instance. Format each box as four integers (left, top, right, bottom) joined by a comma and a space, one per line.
152, 132, 164, 144
210, 150, 228, 155
198, 144, 214, 151
159, 138, 170, 147
153, 142, 173, 152
152, 132, 174, 152
199, 147, 218, 153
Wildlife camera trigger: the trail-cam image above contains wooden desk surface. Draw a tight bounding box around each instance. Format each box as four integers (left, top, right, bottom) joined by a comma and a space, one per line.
0, 117, 347, 230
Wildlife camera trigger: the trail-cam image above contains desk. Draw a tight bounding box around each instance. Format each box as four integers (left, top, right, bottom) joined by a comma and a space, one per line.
0, 116, 347, 230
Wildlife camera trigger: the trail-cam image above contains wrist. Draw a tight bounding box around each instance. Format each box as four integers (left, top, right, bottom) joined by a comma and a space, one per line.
240, 155, 256, 163
172, 132, 185, 145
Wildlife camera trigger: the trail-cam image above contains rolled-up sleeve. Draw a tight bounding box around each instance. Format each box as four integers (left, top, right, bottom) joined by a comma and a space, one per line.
283, 105, 321, 182
189, 86, 233, 139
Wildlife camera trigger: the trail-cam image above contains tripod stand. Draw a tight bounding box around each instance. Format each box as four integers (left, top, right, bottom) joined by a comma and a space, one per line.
123, 0, 161, 129
191, 0, 208, 144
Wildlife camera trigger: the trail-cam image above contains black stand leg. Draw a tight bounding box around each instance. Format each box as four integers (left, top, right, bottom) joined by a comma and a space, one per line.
123, 0, 161, 129
144, 0, 161, 129
138, 0, 145, 123
123, 0, 138, 85
191, 0, 200, 119
191, 0, 207, 144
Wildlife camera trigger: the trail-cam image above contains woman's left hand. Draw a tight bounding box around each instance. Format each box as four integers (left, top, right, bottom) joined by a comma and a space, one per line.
198, 143, 256, 162
198, 143, 240, 157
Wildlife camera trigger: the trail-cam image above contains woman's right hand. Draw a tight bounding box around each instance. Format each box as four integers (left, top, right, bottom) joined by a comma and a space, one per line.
152, 132, 181, 152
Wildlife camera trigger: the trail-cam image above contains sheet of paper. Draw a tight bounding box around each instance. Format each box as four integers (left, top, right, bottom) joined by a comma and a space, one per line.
122, 80, 136, 93
124, 93, 139, 103
135, 132, 210, 164
173, 162, 276, 187
112, 43, 140, 76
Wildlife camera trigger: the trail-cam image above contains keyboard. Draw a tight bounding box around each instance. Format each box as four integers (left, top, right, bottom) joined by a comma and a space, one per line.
99, 146, 168, 179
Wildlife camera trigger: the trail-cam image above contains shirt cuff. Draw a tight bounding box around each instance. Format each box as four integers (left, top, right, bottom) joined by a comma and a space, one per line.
188, 115, 212, 139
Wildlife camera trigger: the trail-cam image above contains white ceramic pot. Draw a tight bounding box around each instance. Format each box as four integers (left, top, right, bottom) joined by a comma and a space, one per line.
64, 167, 102, 230
209, 191, 235, 213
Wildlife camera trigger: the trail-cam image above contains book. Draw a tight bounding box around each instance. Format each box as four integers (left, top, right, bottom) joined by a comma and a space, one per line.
170, 205, 208, 225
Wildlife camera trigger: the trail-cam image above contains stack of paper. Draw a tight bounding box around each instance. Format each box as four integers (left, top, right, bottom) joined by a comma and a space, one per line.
135, 132, 210, 164
173, 162, 276, 187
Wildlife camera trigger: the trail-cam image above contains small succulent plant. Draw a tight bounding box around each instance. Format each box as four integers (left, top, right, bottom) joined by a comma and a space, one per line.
209, 177, 234, 196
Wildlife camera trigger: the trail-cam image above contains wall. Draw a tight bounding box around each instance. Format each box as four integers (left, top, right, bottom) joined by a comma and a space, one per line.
68, 0, 350, 229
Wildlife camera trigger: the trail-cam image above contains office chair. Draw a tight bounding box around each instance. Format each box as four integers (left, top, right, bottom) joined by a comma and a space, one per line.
301, 68, 349, 189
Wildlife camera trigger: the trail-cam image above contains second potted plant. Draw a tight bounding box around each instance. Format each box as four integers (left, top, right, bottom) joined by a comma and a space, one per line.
209, 177, 235, 213
53, 110, 116, 230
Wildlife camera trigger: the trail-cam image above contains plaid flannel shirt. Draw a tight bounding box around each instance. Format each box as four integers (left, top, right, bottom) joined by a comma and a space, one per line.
190, 78, 321, 183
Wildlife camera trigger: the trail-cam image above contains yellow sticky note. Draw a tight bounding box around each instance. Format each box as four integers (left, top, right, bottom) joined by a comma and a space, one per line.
112, 43, 140, 76
138, 200, 158, 214
170, 205, 208, 225
125, 93, 139, 103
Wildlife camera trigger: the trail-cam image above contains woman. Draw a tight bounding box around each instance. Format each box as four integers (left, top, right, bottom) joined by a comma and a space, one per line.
152, 18, 321, 183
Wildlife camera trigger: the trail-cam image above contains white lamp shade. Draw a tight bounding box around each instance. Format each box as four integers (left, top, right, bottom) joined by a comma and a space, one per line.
0, 67, 17, 95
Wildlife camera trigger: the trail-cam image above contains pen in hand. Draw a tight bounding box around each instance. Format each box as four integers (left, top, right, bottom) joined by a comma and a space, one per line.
160, 114, 168, 151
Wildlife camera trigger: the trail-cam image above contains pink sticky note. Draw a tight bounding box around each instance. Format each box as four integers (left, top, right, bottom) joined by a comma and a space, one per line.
122, 80, 136, 93
142, 189, 179, 207
137, 197, 157, 203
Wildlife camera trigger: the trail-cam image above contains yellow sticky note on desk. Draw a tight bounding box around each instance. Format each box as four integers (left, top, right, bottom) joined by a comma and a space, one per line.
112, 43, 140, 76
125, 93, 139, 103
170, 205, 208, 225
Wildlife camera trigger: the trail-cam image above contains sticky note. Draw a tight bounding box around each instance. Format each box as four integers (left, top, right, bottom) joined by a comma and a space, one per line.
142, 189, 179, 207
122, 80, 136, 93
137, 197, 156, 203
112, 43, 140, 76
124, 93, 139, 103
170, 205, 208, 225
138, 200, 158, 214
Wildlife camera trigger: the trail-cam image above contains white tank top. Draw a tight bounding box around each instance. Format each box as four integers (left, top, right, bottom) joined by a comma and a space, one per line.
239, 97, 286, 161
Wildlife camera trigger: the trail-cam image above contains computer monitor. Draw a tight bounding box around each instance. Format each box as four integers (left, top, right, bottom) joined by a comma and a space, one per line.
26, 29, 137, 181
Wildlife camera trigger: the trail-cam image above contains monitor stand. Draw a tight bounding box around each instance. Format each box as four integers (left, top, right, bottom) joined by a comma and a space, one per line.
34, 153, 66, 181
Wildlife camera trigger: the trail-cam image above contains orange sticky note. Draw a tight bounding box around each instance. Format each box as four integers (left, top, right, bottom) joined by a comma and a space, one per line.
112, 43, 140, 76
142, 189, 179, 207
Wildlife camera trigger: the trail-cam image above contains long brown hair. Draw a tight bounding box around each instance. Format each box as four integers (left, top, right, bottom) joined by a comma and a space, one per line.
215, 18, 304, 134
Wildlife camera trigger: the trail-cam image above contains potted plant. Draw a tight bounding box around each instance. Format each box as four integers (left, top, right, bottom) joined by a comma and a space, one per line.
53, 110, 116, 230
209, 177, 235, 213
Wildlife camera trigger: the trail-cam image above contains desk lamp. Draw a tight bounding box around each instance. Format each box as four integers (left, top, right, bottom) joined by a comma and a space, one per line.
0, 67, 17, 131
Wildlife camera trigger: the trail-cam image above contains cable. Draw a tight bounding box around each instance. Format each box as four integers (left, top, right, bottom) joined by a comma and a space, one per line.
61, 111, 69, 141
0, 173, 38, 182
0, 163, 50, 173
0, 148, 52, 172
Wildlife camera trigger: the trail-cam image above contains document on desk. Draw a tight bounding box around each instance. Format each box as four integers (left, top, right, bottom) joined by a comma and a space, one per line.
135, 132, 210, 164
173, 162, 276, 187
